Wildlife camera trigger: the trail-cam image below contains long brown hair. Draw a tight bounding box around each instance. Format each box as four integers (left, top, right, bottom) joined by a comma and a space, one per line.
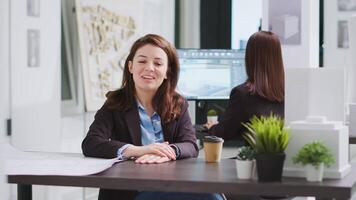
245, 31, 284, 102
105, 34, 184, 123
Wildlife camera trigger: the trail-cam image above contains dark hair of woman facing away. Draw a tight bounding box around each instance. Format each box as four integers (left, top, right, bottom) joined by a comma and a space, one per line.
245, 31, 284, 102
105, 34, 184, 123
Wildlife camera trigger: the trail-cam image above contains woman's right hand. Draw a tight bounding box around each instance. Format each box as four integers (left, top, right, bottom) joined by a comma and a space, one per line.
123, 142, 176, 160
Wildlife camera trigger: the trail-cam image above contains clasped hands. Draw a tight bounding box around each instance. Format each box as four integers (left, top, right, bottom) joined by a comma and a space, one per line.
123, 142, 176, 164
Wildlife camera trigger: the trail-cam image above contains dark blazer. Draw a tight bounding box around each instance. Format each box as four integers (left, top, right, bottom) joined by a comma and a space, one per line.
82, 100, 199, 200
208, 83, 284, 140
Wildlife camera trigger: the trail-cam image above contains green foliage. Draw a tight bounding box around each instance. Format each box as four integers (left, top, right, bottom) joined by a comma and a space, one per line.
242, 115, 290, 154
293, 141, 335, 168
207, 109, 217, 116
236, 146, 256, 161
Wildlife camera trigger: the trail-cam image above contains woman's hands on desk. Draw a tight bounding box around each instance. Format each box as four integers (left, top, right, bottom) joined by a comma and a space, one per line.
123, 142, 176, 163
135, 154, 171, 164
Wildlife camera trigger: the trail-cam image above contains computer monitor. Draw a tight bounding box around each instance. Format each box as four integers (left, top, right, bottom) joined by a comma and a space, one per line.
177, 49, 247, 99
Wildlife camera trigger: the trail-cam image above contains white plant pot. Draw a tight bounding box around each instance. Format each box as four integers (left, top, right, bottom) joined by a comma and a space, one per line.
236, 159, 254, 179
207, 116, 218, 124
306, 163, 324, 182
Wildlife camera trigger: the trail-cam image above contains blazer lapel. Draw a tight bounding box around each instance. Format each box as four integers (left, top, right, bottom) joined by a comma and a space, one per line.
124, 107, 142, 146
162, 120, 175, 143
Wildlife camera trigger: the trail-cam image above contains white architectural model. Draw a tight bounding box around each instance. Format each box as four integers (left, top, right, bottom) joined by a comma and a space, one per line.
284, 116, 351, 179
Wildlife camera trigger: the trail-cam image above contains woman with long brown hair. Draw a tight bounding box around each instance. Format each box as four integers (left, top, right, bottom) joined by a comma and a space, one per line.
82, 34, 223, 200
206, 31, 285, 140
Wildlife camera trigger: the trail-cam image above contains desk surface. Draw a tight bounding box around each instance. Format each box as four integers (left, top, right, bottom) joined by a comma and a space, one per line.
8, 158, 356, 199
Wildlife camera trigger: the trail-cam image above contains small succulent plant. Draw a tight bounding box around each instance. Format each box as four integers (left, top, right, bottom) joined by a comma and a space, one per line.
236, 146, 256, 161
207, 109, 218, 116
293, 141, 335, 169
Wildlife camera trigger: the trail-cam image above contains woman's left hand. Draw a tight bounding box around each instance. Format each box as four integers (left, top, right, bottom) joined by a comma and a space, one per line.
135, 154, 171, 164
204, 121, 218, 129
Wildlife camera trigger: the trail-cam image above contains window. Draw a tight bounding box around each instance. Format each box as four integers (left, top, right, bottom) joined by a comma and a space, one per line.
231, 0, 262, 49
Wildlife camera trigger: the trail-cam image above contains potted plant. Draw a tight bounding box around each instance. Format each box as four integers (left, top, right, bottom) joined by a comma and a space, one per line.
206, 109, 218, 124
292, 141, 335, 182
243, 114, 290, 182
235, 146, 256, 179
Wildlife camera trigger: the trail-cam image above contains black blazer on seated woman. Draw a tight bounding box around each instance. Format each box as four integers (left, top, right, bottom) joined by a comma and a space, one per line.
208, 83, 284, 140
82, 100, 199, 200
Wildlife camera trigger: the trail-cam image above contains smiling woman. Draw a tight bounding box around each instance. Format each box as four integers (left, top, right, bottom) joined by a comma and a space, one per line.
128, 44, 168, 107
82, 34, 223, 200
104, 34, 182, 123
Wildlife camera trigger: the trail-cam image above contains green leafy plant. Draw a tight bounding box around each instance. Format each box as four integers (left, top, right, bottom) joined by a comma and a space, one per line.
293, 141, 335, 168
236, 146, 256, 161
242, 115, 290, 154
207, 109, 217, 116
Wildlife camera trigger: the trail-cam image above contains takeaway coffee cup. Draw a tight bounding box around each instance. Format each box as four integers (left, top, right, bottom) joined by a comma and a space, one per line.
203, 136, 224, 162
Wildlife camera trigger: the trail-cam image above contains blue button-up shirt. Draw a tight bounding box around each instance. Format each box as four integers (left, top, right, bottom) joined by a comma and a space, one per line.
117, 100, 164, 159
137, 101, 164, 145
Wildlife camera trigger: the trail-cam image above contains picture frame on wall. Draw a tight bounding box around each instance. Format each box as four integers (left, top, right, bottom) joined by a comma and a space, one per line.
337, 20, 349, 48
338, 0, 356, 11
268, 0, 302, 45
27, 29, 40, 68
27, 0, 40, 17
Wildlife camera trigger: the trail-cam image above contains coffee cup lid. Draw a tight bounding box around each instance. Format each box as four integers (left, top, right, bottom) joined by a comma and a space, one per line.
203, 136, 224, 143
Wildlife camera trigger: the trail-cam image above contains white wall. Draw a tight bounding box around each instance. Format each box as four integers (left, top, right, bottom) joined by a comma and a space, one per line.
324, 0, 353, 68
324, 0, 356, 107
0, 0, 11, 199
6, 1, 62, 199
159, 0, 175, 44
0, 0, 10, 143
179, 0, 200, 48
324, 0, 350, 104
10, 0, 61, 152
350, 15, 356, 103
348, 15, 356, 161
262, 0, 319, 68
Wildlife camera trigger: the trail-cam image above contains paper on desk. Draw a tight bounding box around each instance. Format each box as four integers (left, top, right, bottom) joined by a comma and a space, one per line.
3, 144, 122, 176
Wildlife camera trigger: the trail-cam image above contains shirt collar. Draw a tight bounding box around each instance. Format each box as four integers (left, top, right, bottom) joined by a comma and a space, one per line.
136, 99, 158, 116
136, 99, 145, 112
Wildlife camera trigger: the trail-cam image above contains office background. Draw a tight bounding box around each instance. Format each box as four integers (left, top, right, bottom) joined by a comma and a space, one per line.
1, 0, 356, 199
